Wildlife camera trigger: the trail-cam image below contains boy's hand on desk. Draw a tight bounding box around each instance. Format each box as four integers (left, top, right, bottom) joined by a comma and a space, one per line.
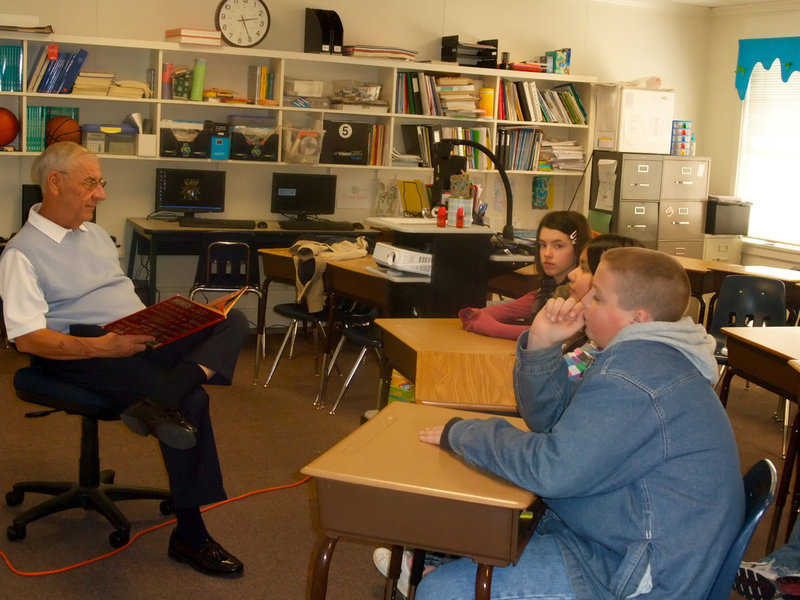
419, 426, 445, 446
527, 297, 585, 351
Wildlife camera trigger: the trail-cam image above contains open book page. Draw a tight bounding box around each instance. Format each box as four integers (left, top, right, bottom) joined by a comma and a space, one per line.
104, 287, 247, 348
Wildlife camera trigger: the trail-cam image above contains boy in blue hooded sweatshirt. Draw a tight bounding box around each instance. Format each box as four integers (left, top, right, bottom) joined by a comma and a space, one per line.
418, 247, 743, 600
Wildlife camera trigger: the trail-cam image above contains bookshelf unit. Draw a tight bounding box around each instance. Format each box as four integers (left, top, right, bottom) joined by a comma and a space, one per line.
0, 33, 597, 214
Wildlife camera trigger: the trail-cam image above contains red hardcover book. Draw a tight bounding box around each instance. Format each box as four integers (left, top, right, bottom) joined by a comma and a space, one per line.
104, 287, 246, 348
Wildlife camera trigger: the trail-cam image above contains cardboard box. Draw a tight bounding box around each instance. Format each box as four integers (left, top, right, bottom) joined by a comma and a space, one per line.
159, 120, 210, 158
228, 115, 278, 161
320, 120, 370, 165
81, 124, 137, 155
137, 133, 157, 156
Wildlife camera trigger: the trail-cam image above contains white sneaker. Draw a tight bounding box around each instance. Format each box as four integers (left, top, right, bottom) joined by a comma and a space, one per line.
734, 561, 779, 600
372, 547, 411, 597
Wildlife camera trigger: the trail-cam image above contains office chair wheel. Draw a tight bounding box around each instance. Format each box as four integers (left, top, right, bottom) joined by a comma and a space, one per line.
5, 490, 23, 506
7, 523, 25, 541
159, 500, 173, 515
109, 528, 129, 548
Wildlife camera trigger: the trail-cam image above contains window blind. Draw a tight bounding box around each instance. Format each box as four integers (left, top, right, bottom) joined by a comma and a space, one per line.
737, 58, 800, 244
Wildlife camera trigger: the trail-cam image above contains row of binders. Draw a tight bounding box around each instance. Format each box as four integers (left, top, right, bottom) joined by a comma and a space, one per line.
495, 127, 544, 172
400, 123, 493, 169
26, 105, 79, 153
498, 80, 587, 125
0, 43, 23, 92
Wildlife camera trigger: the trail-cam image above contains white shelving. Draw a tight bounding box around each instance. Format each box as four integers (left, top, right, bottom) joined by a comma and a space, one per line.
0, 33, 597, 213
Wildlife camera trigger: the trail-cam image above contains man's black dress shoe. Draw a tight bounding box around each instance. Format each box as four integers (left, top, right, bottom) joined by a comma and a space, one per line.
120, 399, 198, 450
168, 530, 244, 577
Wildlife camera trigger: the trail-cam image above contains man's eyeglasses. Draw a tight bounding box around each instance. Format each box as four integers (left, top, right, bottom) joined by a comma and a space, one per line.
58, 171, 107, 190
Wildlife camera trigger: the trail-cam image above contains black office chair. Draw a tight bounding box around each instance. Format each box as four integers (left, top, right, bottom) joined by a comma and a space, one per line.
5, 364, 171, 548
189, 233, 264, 384
716, 459, 776, 600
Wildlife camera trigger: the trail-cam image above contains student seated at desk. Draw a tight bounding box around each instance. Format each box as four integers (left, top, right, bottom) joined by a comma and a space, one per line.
419, 247, 743, 599
459, 211, 592, 340
371, 234, 642, 593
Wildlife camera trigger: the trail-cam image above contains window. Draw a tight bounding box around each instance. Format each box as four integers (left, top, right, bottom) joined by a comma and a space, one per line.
736, 59, 800, 245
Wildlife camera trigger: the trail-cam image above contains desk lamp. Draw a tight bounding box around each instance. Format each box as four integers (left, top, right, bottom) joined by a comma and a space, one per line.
432, 138, 514, 242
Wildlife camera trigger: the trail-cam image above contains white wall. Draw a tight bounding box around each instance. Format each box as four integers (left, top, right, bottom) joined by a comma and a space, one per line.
5, 0, 793, 291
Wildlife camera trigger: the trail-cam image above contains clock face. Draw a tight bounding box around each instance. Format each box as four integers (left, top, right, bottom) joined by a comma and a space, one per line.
215, 0, 271, 48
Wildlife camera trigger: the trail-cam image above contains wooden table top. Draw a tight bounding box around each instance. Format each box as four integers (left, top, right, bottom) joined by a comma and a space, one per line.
301, 402, 534, 508
721, 326, 800, 360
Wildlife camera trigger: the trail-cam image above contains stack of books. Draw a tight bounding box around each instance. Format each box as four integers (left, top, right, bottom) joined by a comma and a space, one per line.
540, 139, 585, 171
436, 76, 482, 118
71, 71, 114, 95
343, 45, 417, 60
165, 28, 221, 46
108, 80, 152, 98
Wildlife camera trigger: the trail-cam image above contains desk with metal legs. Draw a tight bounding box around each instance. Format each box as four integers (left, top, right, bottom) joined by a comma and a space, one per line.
302, 402, 540, 600
719, 326, 800, 553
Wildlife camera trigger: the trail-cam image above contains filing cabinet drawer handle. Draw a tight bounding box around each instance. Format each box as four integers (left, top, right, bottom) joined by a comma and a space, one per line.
631, 183, 650, 187
674, 180, 693, 184
672, 221, 691, 225
629, 224, 647, 229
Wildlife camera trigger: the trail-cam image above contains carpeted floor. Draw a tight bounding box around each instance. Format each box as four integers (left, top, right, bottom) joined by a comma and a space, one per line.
0, 334, 791, 599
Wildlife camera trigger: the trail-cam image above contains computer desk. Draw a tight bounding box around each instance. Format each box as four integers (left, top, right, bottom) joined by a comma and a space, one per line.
302, 401, 541, 600
126, 218, 378, 305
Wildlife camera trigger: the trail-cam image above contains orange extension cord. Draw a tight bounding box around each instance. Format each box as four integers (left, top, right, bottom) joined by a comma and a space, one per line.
0, 476, 310, 577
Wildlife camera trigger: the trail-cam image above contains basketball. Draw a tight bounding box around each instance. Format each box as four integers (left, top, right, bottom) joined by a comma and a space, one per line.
45, 116, 82, 147
0, 108, 19, 146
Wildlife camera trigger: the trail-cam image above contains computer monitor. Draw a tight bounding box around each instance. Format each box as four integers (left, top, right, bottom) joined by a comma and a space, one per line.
154, 168, 226, 217
270, 172, 336, 222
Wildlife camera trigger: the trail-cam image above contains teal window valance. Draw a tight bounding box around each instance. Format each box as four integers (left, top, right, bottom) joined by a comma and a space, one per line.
736, 37, 800, 99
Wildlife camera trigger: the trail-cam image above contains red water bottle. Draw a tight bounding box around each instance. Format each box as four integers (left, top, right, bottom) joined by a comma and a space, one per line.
456, 207, 464, 228
437, 206, 447, 227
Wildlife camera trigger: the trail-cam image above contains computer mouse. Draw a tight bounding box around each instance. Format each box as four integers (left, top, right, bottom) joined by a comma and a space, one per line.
256, 221, 268, 229
352, 222, 364, 230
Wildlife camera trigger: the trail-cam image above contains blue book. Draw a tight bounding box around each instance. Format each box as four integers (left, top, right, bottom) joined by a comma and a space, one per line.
38, 52, 65, 93
50, 51, 75, 94
59, 48, 87, 94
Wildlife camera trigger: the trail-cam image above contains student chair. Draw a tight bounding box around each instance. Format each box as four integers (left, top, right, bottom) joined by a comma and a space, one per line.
5, 364, 171, 548
712, 458, 777, 600
262, 301, 329, 388
711, 274, 788, 453
317, 323, 386, 414
189, 233, 264, 384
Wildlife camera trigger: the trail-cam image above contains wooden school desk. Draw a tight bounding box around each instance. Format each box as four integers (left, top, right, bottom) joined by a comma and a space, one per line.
718, 326, 800, 553
376, 318, 518, 412
302, 402, 540, 600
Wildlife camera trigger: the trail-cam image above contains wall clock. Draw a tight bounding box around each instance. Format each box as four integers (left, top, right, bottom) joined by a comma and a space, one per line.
215, 0, 271, 48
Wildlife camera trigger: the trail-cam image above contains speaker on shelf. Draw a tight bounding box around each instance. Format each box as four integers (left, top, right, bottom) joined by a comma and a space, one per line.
304, 8, 343, 55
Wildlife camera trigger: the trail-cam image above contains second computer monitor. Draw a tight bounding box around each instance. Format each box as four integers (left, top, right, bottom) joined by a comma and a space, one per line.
271, 172, 336, 220
155, 168, 226, 217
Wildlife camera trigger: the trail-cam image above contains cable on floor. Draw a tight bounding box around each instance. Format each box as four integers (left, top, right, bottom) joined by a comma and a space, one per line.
0, 475, 311, 577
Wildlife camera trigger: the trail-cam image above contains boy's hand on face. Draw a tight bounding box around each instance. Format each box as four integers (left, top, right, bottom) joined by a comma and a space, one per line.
527, 297, 586, 350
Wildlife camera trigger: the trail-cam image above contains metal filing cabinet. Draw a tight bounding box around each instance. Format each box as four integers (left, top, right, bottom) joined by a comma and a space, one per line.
657, 157, 710, 259
595, 152, 710, 258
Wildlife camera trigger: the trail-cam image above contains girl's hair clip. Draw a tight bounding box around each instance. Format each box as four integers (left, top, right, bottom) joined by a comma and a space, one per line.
569, 230, 578, 244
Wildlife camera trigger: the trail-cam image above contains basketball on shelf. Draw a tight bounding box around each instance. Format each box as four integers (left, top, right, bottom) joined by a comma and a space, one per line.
0, 108, 20, 146
45, 116, 82, 147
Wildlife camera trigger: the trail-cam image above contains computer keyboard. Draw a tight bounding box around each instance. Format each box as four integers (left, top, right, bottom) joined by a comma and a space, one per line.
277, 220, 355, 231
178, 216, 256, 229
